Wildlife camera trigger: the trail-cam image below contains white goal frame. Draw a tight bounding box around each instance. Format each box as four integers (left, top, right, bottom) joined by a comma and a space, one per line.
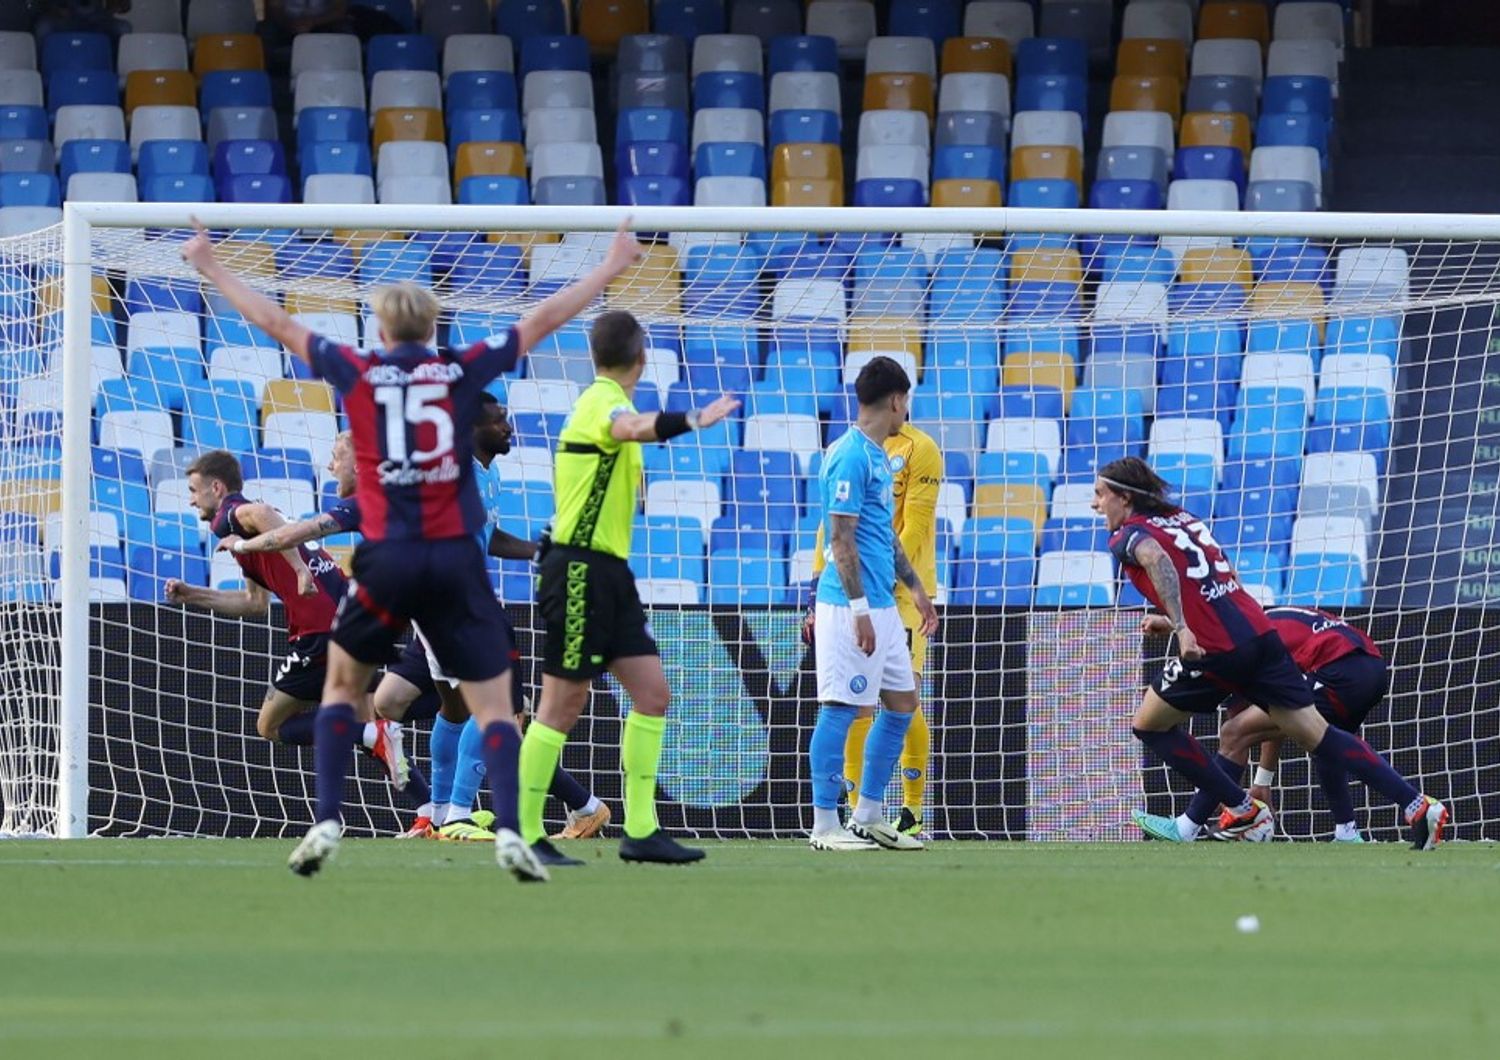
51, 201, 1500, 839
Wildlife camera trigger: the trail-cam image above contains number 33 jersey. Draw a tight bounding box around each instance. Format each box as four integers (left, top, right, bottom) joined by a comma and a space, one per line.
309, 329, 520, 541
1109, 509, 1271, 655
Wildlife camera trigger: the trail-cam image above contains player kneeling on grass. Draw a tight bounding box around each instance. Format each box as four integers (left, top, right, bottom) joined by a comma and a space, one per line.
1140, 605, 1391, 844
807, 356, 940, 852
1093, 457, 1448, 850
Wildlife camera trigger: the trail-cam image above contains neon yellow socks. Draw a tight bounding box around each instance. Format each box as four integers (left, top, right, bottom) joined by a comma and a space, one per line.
517, 720, 566, 844
843, 714, 873, 803
900, 705, 930, 814
621, 711, 666, 839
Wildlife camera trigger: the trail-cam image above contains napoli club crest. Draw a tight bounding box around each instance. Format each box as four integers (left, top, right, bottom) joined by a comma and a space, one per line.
849, 675, 868, 694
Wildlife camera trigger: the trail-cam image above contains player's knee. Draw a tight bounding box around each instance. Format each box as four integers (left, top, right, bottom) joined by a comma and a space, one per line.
256, 713, 279, 741
637, 681, 670, 717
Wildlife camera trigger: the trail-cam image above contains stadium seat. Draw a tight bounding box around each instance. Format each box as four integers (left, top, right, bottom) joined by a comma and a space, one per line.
806, 1, 878, 61
41, 32, 113, 76
371, 69, 442, 115
891, 0, 963, 45
450, 107, 524, 152
494, 0, 568, 39
0, 174, 59, 208
693, 33, 763, 76
941, 36, 1012, 77
373, 107, 444, 149
1109, 76, 1182, 126
0, 138, 54, 174
1034, 551, 1115, 607
1198, 2, 1269, 47
47, 69, 116, 114
291, 33, 363, 82
422, 0, 492, 43
368, 34, 440, 77
67, 172, 139, 201
193, 33, 265, 75
53, 105, 125, 148
1011, 146, 1082, 191
1016, 36, 1086, 80
206, 106, 277, 152
1117, 37, 1186, 81
1267, 38, 1340, 94
1262, 75, 1334, 128
1192, 38, 1263, 89
294, 70, 367, 115
769, 71, 840, 117
964, 1, 1034, 43
186, 0, 258, 39
866, 36, 937, 80
0, 30, 37, 70
446, 71, 518, 115
1014, 73, 1087, 123
1102, 110, 1175, 155
1185, 74, 1258, 120
1181, 111, 1253, 157
768, 34, 838, 76
937, 71, 1010, 120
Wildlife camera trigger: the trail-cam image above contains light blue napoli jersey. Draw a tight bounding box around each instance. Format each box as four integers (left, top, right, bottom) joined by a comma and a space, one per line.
816, 427, 897, 609
473, 456, 504, 556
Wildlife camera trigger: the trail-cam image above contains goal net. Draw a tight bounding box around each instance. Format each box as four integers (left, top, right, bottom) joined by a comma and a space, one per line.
4, 204, 1498, 841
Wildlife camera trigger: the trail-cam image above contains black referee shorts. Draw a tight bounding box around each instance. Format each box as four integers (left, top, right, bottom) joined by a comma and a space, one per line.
536, 544, 657, 680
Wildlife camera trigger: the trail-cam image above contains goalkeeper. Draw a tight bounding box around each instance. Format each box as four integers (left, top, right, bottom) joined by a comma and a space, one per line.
804, 410, 943, 838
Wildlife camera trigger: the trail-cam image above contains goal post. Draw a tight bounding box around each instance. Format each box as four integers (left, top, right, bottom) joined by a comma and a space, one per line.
10, 201, 1499, 840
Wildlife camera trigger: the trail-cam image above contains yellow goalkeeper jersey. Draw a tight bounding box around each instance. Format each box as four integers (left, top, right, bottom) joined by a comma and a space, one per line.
812, 422, 942, 610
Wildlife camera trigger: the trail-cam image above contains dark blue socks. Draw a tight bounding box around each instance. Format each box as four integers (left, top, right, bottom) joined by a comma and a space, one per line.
314, 703, 358, 824
1312, 727, 1418, 807
1134, 727, 1248, 809
549, 765, 591, 813
1313, 758, 1356, 825
277, 711, 316, 746
481, 721, 522, 834
1184, 753, 1245, 825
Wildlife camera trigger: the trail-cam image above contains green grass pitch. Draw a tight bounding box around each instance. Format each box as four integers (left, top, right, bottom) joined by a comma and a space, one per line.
2, 839, 1497, 1059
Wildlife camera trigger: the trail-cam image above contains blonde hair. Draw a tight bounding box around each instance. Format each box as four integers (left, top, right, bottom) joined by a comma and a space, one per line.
371, 283, 440, 343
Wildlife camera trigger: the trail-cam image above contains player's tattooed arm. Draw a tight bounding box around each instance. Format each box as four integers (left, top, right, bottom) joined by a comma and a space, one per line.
893, 539, 920, 592
894, 537, 940, 636
488, 528, 537, 560
233, 502, 317, 596
227, 512, 341, 554
829, 514, 866, 602
1135, 537, 1202, 660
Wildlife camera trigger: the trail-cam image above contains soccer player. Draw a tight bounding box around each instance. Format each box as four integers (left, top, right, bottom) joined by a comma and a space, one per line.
1140, 605, 1390, 843
807, 356, 940, 852
805, 416, 942, 837
164, 450, 409, 787
239, 418, 611, 843
183, 217, 648, 882
1093, 456, 1448, 850
515, 309, 739, 865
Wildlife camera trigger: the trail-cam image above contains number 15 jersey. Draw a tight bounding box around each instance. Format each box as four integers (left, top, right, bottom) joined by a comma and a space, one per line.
310, 329, 520, 542
1109, 508, 1271, 655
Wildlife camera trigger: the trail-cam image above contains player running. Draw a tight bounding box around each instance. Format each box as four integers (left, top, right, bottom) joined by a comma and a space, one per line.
165, 450, 410, 788
807, 357, 940, 852
805, 415, 942, 838
237, 418, 611, 844
183, 217, 647, 883
1093, 456, 1448, 850
1139, 605, 1390, 843
515, 307, 739, 866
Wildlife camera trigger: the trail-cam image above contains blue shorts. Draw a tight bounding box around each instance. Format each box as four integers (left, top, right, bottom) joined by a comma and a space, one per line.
334, 538, 512, 683
1310, 652, 1388, 731
1154, 631, 1313, 714
272, 633, 330, 702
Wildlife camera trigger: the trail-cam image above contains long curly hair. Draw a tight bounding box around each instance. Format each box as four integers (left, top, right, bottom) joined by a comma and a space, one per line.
1097, 456, 1179, 517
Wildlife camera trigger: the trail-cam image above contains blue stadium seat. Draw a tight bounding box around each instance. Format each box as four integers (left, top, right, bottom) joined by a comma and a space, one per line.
458, 174, 529, 203
1007, 281, 1080, 322
1173, 146, 1246, 192
142, 174, 216, 202
1286, 553, 1364, 606
976, 451, 1051, 488
354, 0, 416, 30
664, 383, 741, 465
41, 32, 113, 75
1248, 238, 1328, 284
212, 139, 287, 183
729, 448, 801, 509
446, 71, 519, 114
958, 517, 1036, 559
768, 109, 839, 147
94, 477, 153, 553
1231, 548, 1287, 597
888, 0, 962, 43
950, 555, 1035, 606
301, 140, 373, 177
0, 173, 60, 208
519, 34, 589, 76
708, 550, 786, 604
852, 179, 926, 207
149, 513, 203, 555
644, 442, 714, 482
1040, 517, 1107, 554
630, 517, 706, 584
1152, 452, 1216, 513
1325, 315, 1400, 361
1246, 319, 1319, 360
276, 239, 357, 281
684, 244, 761, 318
1016, 38, 1088, 80
447, 107, 523, 152
1262, 76, 1334, 129
0, 105, 47, 142
932, 145, 1005, 184
619, 174, 690, 206
1014, 74, 1087, 124
1069, 387, 1146, 449
682, 322, 759, 392
996, 385, 1063, 420
367, 34, 440, 77
1088, 179, 1163, 210
1033, 582, 1112, 607
694, 141, 765, 179
129, 546, 209, 600
694, 71, 764, 111
448, 243, 524, 295
131, 352, 204, 415
296, 108, 368, 153
1256, 112, 1330, 159
244, 448, 318, 489
495, 0, 569, 39
96, 376, 170, 419
47, 69, 118, 114
138, 140, 211, 179
617, 107, 689, 152
200, 71, 273, 116
222, 174, 292, 203
930, 247, 1006, 322
534, 175, 605, 205
1165, 323, 1244, 386
92, 446, 148, 484
1170, 283, 1247, 317
768, 35, 838, 75
1313, 387, 1391, 438
1229, 387, 1307, 460
59, 138, 131, 186
50, 546, 127, 584
1247, 179, 1319, 212
653, 0, 723, 40
1157, 382, 1232, 429
124, 277, 202, 316
1008, 178, 1080, 210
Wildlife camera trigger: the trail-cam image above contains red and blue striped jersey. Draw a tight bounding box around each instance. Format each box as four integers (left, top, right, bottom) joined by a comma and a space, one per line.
1263, 606, 1381, 671
211, 493, 346, 640
1109, 508, 1272, 655
324, 496, 361, 534
309, 328, 520, 541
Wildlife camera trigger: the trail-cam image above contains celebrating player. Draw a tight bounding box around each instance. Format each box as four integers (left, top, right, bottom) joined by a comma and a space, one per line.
183, 217, 648, 882
1093, 456, 1448, 849
807, 356, 940, 852
237, 418, 611, 844
515, 309, 739, 866
1138, 605, 1390, 843
806, 415, 942, 838
164, 450, 410, 788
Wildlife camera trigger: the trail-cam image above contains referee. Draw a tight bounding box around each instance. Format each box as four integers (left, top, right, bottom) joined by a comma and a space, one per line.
516, 305, 739, 864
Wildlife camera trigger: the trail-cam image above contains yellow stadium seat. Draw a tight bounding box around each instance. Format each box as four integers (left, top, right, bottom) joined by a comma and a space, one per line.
215, 240, 279, 280
124, 70, 196, 114
285, 291, 358, 317
941, 37, 1011, 77
1180, 111, 1253, 157
931, 178, 1001, 207
1008, 248, 1082, 286
1251, 280, 1326, 336
1109, 75, 1182, 126
1002, 352, 1077, 409
454, 142, 526, 187
39, 274, 111, 316
1010, 145, 1082, 190
972, 483, 1047, 530
862, 73, 935, 117
1115, 38, 1187, 81
578, 0, 649, 56
324, 545, 355, 574
606, 244, 680, 316
772, 178, 843, 207
262, 379, 336, 423
848, 318, 924, 362
1198, 3, 1269, 48
0, 479, 61, 521
373, 108, 444, 150
770, 143, 842, 184
192, 34, 266, 75
1178, 247, 1253, 288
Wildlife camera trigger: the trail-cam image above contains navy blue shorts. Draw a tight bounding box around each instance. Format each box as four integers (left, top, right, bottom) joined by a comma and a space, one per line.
1154, 631, 1313, 715
386, 637, 435, 693
334, 538, 512, 682
1310, 652, 1388, 731
272, 633, 330, 702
